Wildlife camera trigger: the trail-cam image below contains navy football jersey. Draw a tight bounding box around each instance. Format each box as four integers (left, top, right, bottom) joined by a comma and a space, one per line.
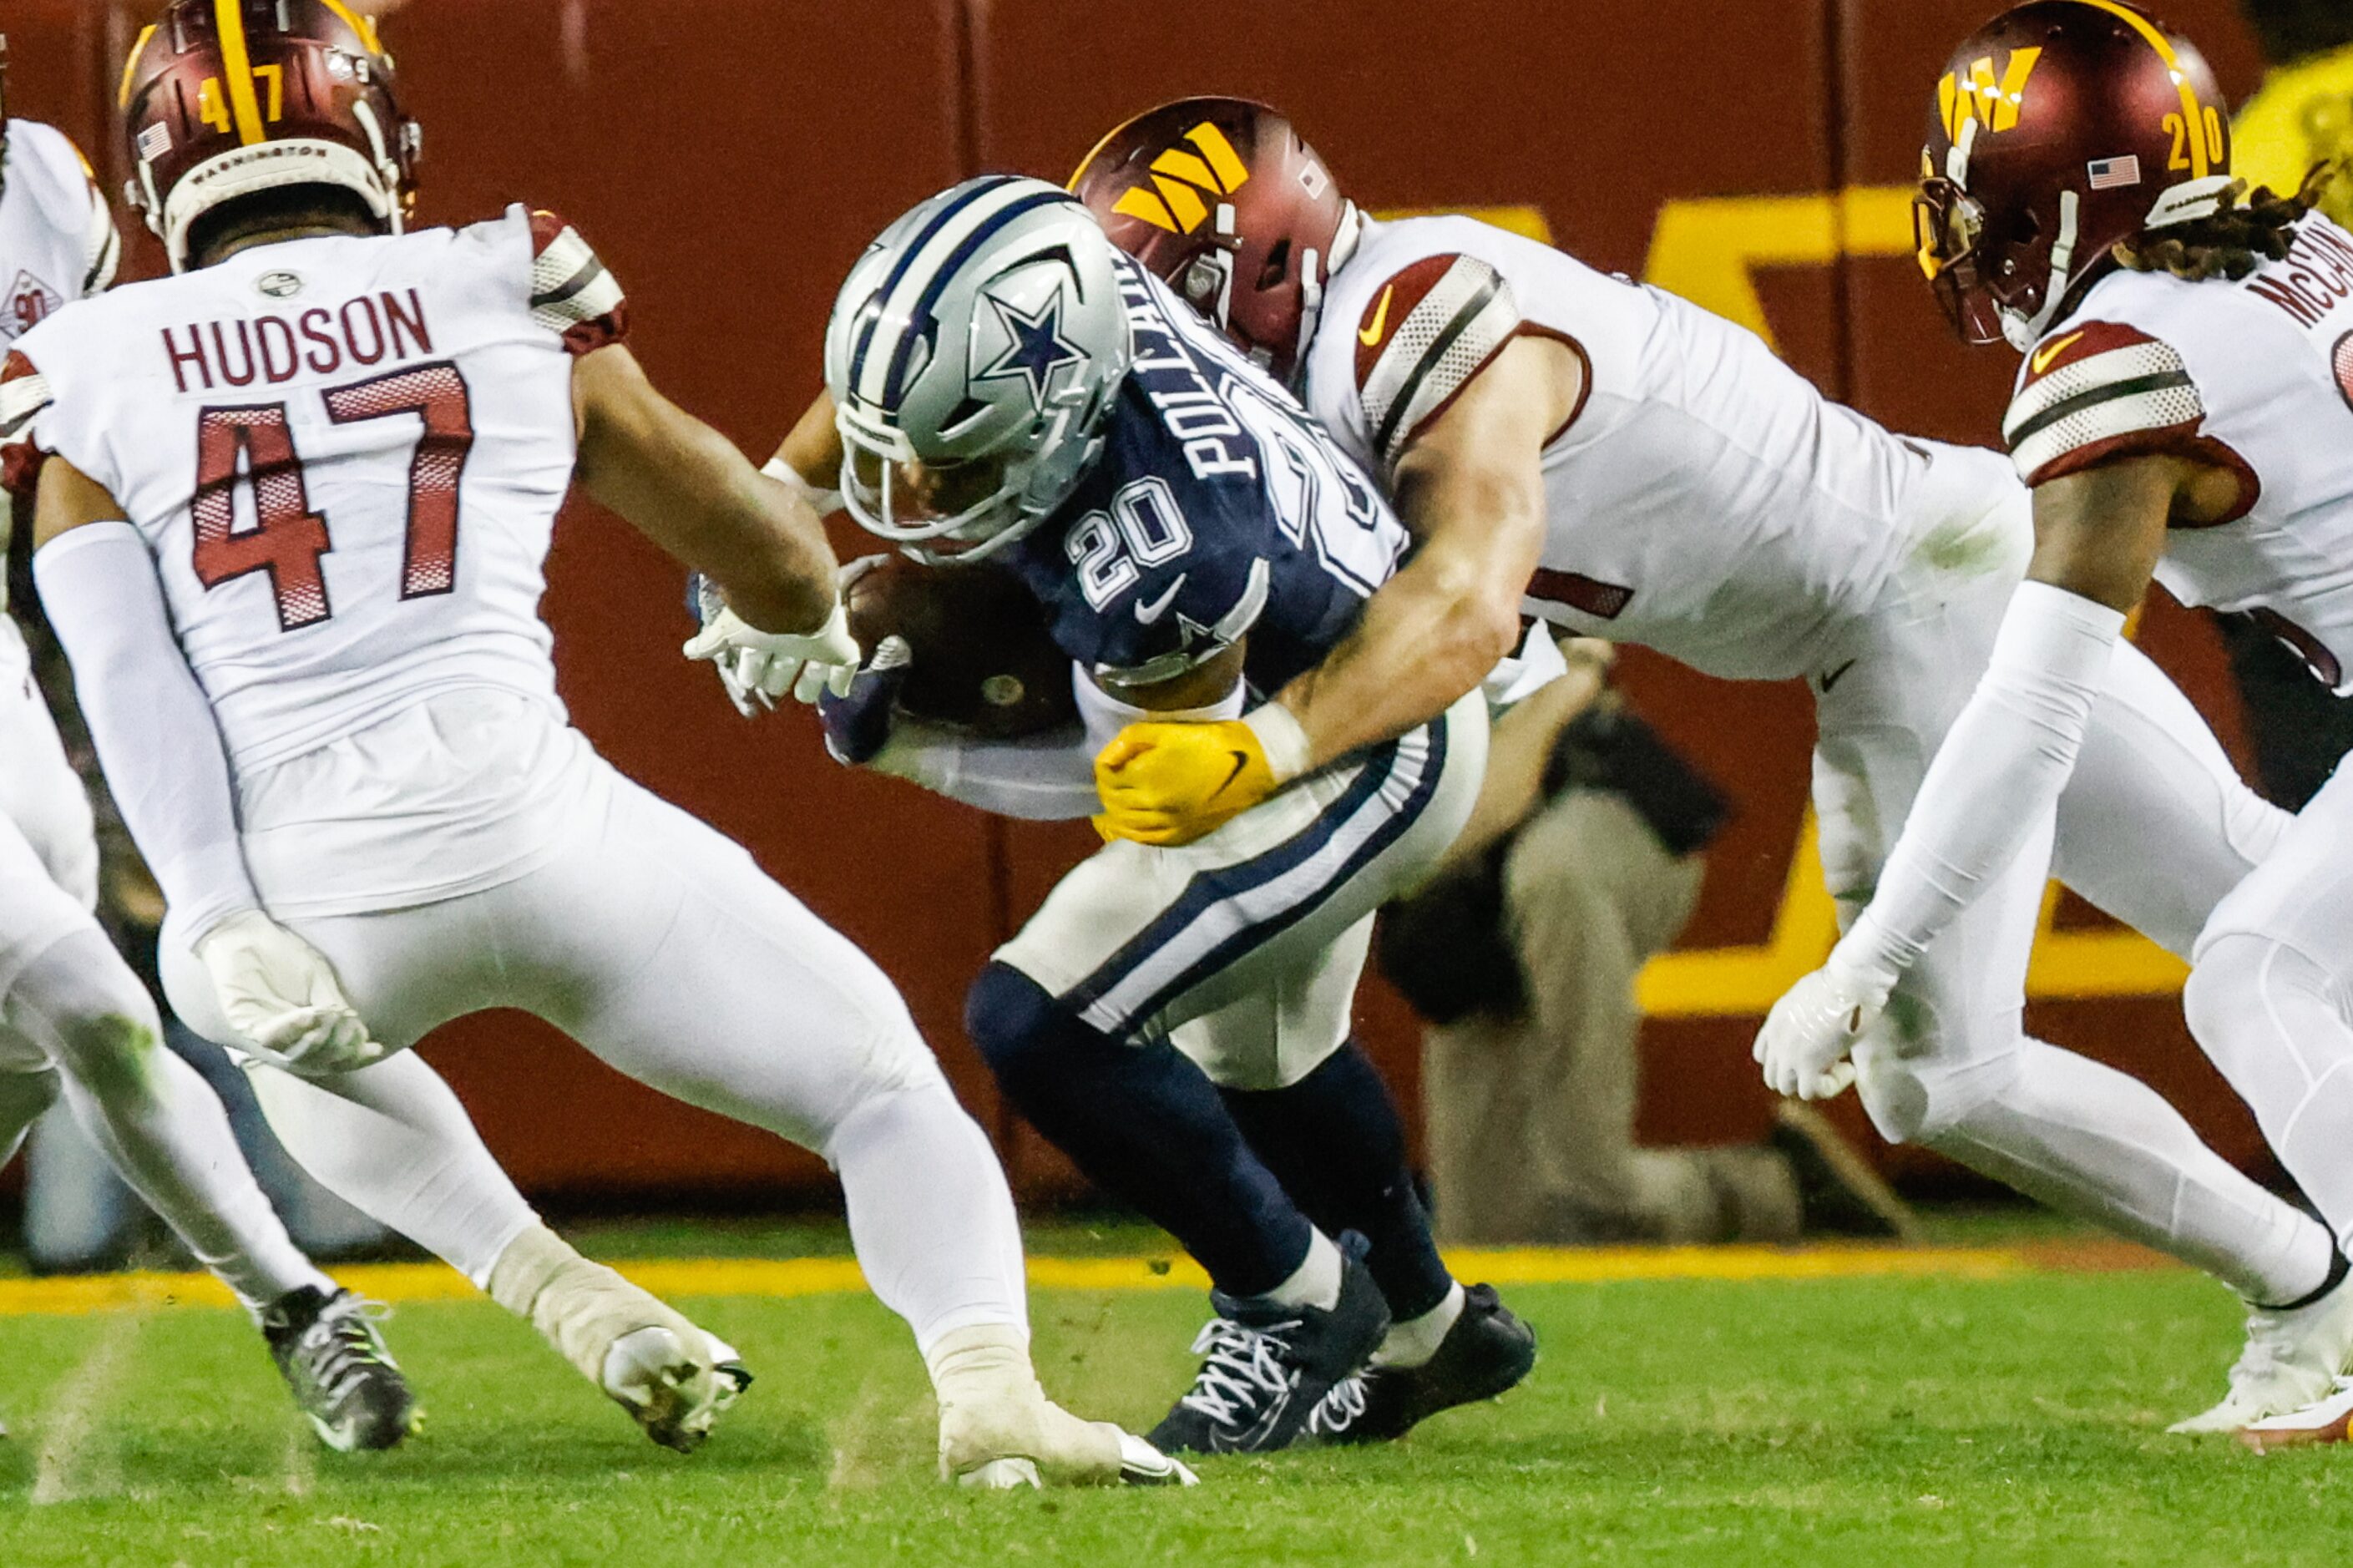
1003, 257, 1409, 694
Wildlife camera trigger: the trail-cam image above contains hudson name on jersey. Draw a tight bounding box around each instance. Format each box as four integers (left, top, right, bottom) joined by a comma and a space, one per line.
2, 205, 626, 769
2005, 214, 2353, 690
1000, 256, 1407, 693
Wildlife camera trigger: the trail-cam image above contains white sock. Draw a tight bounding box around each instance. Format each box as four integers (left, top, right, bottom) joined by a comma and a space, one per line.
243, 1049, 537, 1287
1932, 1038, 2335, 1306
828, 1085, 1029, 1356
1259, 1227, 1344, 1312
1374, 1281, 1465, 1369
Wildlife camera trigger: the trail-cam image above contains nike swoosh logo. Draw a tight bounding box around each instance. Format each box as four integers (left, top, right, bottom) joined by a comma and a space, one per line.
1205, 1387, 1293, 1454
1206, 751, 1252, 802
1818, 658, 1858, 695
2031, 330, 2086, 376
1134, 573, 1187, 625
1358, 286, 1394, 346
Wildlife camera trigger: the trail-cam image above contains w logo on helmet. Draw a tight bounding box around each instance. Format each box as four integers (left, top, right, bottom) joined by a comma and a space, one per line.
1938, 47, 2043, 141
1111, 122, 1252, 235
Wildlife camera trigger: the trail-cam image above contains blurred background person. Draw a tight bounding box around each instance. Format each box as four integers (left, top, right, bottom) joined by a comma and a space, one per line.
1379, 638, 1919, 1246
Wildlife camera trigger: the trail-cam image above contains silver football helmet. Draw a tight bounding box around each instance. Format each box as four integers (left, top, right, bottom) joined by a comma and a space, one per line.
824, 175, 1133, 565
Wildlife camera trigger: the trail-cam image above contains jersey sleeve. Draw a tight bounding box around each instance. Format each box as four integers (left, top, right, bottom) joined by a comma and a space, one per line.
68, 142, 120, 299
1075, 479, 1271, 688
2001, 319, 2258, 518
0, 349, 56, 498
1351, 252, 1524, 469
526, 209, 629, 357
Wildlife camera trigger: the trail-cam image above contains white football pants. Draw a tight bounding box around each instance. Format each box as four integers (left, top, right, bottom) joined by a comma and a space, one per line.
2185, 750, 2353, 1257
1814, 450, 2330, 1303
0, 629, 327, 1313
164, 735, 1028, 1355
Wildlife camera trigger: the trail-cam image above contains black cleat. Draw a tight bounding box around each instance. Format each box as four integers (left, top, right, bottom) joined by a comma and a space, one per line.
1304, 1283, 1536, 1445
1146, 1250, 1390, 1456
1769, 1100, 1922, 1241
263, 1287, 417, 1452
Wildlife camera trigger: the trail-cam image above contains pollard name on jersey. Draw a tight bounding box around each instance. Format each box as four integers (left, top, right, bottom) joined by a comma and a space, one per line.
2006, 214, 2353, 690
1002, 255, 1407, 693
3, 205, 628, 767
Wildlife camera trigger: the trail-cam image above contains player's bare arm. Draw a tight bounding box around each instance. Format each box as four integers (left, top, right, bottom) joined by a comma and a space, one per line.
772, 387, 843, 488
572, 343, 836, 635
2025, 450, 2239, 611
1273, 335, 1577, 768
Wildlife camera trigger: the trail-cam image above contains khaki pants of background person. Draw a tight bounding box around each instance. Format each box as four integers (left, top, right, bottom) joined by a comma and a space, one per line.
1423, 790, 1804, 1244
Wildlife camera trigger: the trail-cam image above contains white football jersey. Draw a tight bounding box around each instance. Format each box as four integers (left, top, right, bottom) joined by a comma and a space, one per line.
0, 119, 119, 614
1303, 215, 1956, 681
2005, 215, 2353, 692
6, 205, 626, 771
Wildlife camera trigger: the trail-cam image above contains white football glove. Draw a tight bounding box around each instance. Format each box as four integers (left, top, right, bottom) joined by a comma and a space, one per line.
195, 910, 385, 1075
682, 598, 859, 711
1753, 945, 1900, 1101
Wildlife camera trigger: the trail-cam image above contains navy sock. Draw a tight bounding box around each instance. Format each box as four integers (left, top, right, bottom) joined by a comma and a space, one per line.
1220, 1041, 1455, 1322
966, 962, 1313, 1297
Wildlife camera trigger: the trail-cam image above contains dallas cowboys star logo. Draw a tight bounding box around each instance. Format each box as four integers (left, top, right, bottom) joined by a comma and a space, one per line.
975, 287, 1085, 410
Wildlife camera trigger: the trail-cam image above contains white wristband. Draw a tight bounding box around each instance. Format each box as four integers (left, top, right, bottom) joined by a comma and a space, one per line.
762, 455, 844, 517
1243, 701, 1313, 785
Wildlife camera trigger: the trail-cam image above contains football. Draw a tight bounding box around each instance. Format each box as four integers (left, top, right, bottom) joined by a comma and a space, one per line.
843, 555, 1078, 738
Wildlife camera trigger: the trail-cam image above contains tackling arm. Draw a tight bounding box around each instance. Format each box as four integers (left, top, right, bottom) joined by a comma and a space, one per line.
1756, 451, 2221, 1099
574, 345, 837, 635
1273, 335, 1574, 769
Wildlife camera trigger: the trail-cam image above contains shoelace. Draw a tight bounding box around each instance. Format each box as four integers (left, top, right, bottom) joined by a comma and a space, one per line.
1309, 1372, 1373, 1434
1176, 1318, 1298, 1426
294, 1297, 394, 1406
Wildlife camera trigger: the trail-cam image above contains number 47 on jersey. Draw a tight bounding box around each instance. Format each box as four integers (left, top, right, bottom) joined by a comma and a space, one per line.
192, 361, 474, 632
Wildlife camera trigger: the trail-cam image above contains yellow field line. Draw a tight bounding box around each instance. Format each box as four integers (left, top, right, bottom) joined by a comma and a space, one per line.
0, 1244, 2059, 1319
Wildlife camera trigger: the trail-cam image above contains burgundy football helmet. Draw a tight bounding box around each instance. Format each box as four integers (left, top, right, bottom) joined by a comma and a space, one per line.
1070, 97, 1356, 385
119, 0, 421, 272
1915, 1, 2234, 349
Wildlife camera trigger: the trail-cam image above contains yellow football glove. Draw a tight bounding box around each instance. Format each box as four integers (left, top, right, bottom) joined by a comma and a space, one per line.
1093, 705, 1313, 847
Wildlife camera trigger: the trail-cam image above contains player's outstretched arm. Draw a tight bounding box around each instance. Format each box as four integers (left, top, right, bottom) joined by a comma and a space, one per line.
575, 346, 837, 636
30, 460, 380, 1073
1755, 451, 2221, 1101
1272, 335, 1576, 769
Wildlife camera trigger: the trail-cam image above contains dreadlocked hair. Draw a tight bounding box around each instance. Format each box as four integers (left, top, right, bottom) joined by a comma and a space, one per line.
2113, 162, 2340, 282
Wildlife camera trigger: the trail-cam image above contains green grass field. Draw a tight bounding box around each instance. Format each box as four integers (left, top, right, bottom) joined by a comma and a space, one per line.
4, 1217, 2352, 1566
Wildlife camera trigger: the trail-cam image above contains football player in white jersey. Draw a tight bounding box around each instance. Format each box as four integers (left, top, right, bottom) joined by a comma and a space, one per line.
13, 1, 1187, 1487
1763, 0, 2353, 1447
0, 68, 416, 1449
1073, 95, 2353, 1431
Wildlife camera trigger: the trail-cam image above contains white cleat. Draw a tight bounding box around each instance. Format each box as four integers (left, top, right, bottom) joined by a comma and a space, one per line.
2239, 1375, 2353, 1453
602, 1327, 751, 1454
937, 1375, 1196, 1489
2170, 1261, 2353, 1434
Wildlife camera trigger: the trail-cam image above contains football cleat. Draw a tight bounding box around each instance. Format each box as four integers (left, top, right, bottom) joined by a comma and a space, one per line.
2239, 1375, 2353, 1454
1770, 1101, 1923, 1241
2172, 1253, 2353, 1434
601, 1326, 752, 1455
262, 1286, 416, 1452
1303, 1283, 1536, 1446
1146, 1250, 1390, 1456
929, 1323, 1196, 1489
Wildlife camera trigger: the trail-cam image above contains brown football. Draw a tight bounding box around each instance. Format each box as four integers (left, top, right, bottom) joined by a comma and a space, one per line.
843, 556, 1077, 738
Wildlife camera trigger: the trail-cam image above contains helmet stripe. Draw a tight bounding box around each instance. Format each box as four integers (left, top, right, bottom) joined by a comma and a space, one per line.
211, 0, 268, 145
316, 0, 387, 58
118, 24, 157, 110
878, 189, 1072, 409
848, 175, 1027, 403
2070, 0, 2209, 179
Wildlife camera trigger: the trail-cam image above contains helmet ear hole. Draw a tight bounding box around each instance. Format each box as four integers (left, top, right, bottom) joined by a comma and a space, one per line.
1257, 237, 1292, 291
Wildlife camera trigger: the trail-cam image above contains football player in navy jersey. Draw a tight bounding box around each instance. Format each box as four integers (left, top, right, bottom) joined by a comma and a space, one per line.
700, 176, 1536, 1455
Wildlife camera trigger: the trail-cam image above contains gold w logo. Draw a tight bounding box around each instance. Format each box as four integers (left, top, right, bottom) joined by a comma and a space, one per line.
1938, 47, 2042, 141
1110, 121, 1252, 235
